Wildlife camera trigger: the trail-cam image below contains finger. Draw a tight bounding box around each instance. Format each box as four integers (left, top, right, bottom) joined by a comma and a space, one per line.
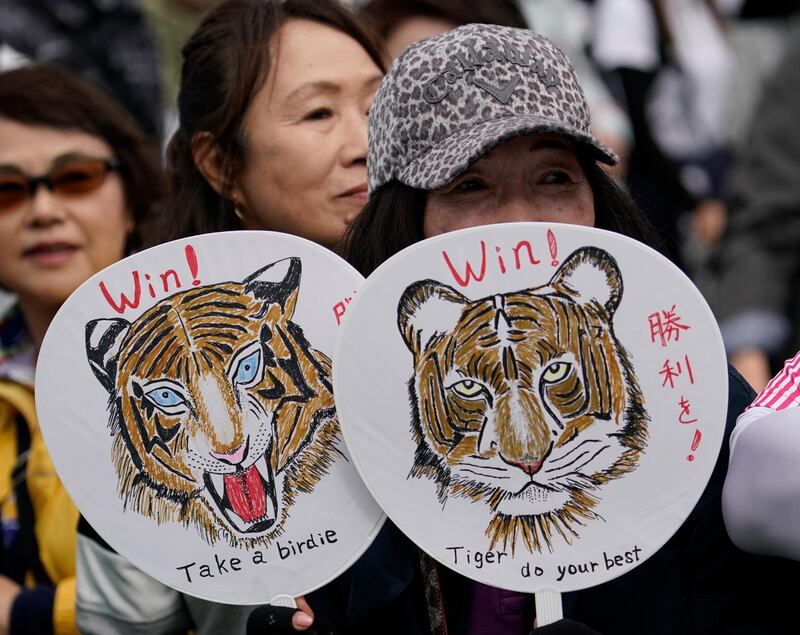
292, 610, 314, 631
294, 596, 314, 618
292, 596, 314, 631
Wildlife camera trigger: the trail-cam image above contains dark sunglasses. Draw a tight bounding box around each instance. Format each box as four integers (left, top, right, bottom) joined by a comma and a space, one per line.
0, 157, 120, 211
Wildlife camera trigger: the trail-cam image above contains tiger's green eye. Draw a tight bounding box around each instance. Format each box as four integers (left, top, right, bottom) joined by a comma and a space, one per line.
450, 379, 486, 399
542, 362, 570, 383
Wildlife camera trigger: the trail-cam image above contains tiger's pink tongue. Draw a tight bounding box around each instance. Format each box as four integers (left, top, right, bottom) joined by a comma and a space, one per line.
224, 464, 267, 522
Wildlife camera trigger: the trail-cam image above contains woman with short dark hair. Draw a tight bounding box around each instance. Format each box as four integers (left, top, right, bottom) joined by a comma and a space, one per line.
0, 64, 162, 635
0, 65, 162, 256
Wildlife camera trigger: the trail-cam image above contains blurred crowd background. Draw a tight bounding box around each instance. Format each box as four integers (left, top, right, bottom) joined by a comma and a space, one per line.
2, 0, 800, 391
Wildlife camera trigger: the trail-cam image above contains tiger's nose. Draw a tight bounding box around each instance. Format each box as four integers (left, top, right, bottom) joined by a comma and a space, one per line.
499, 443, 552, 476
503, 455, 546, 475
210, 437, 249, 465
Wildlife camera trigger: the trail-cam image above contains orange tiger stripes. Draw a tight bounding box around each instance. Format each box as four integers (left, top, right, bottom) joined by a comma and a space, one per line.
86, 257, 339, 548
398, 247, 648, 553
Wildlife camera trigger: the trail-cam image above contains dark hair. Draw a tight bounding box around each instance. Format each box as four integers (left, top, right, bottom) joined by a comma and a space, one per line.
343, 158, 666, 276
157, 0, 385, 246
359, 0, 527, 38
0, 65, 162, 252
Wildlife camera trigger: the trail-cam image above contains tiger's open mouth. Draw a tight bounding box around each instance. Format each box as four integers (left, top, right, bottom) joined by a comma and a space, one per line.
203, 449, 278, 534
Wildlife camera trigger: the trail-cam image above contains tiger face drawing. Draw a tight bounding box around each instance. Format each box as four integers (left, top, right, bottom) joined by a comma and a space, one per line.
85, 257, 339, 548
398, 247, 648, 553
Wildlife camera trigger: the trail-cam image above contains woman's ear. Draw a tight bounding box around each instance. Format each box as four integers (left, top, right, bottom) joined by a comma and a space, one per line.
192, 131, 248, 224
191, 131, 228, 197
124, 206, 135, 236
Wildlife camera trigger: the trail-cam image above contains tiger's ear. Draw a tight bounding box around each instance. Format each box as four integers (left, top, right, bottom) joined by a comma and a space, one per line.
398, 279, 468, 355
547, 247, 623, 315
86, 318, 130, 394
244, 257, 301, 320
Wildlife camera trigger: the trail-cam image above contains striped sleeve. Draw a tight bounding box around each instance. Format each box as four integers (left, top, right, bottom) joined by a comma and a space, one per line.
750, 350, 800, 410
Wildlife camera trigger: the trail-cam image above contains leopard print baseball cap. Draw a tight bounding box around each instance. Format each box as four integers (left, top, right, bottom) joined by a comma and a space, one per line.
367, 23, 617, 194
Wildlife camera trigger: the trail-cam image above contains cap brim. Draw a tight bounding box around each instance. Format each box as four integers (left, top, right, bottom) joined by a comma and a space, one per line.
397, 114, 618, 191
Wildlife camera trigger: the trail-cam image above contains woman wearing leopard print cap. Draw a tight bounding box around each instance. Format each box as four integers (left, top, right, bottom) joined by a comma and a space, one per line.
261, 23, 794, 635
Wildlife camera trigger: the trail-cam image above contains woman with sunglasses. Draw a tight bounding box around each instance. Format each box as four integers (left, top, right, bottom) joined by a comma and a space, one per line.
0, 65, 162, 635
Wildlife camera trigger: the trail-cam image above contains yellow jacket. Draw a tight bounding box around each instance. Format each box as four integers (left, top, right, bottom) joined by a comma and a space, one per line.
0, 379, 79, 635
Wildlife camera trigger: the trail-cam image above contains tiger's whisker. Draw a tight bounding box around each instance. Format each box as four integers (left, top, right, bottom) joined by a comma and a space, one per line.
460, 462, 508, 472
548, 439, 601, 464
460, 468, 510, 480
544, 451, 589, 473
551, 446, 610, 476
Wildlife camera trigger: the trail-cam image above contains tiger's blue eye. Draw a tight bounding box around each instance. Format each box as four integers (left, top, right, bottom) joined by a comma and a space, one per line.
146, 387, 185, 408
233, 349, 262, 386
